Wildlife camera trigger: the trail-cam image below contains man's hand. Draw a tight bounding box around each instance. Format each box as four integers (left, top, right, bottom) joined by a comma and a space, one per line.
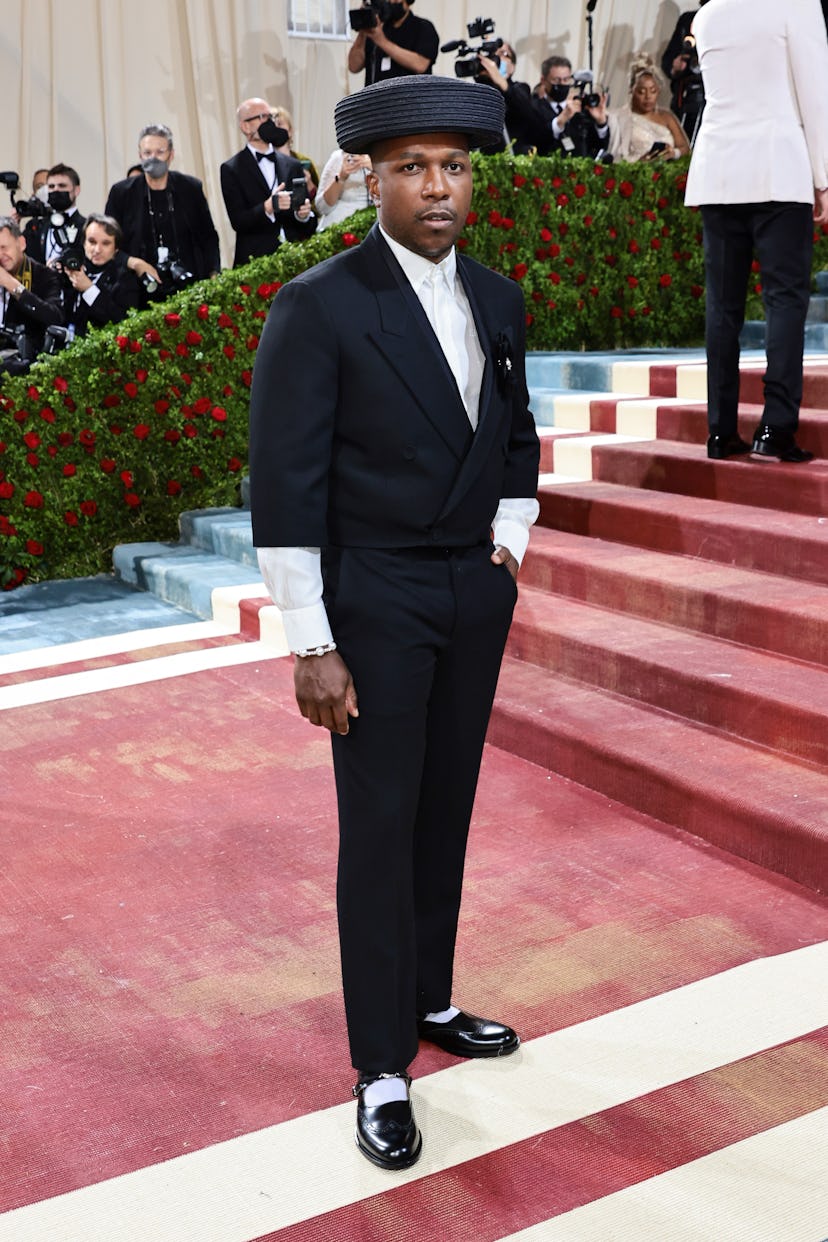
275, 182, 292, 212
491, 544, 518, 582
477, 53, 508, 92
587, 91, 609, 127
0, 266, 20, 293
294, 649, 359, 735
127, 256, 161, 285
671, 54, 689, 77
815, 187, 828, 226
295, 198, 313, 221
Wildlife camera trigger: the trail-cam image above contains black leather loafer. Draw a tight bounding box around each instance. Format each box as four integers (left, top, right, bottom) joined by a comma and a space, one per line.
417, 1009, 520, 1058
353, 1073, 422, 1170
707, 433, 752, 460
751, 425, 814, 463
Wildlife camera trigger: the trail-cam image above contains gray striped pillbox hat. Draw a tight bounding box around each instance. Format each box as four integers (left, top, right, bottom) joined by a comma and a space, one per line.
334, 74, 505, 154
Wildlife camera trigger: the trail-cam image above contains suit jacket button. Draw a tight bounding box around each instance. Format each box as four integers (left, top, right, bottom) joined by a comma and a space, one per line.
403, 445, 416, 461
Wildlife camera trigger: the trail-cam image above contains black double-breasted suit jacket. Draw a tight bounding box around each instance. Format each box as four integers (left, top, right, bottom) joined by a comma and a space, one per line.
220, 147, 317, 268
249, 225, 539, 552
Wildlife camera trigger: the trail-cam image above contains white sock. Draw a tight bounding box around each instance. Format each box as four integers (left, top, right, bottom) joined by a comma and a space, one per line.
362, 1076, 409, 1106
423, 1004, 460, 1024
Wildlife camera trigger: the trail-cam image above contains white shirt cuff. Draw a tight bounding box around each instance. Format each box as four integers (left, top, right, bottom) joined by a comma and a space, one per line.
257, 546, 334, 652
492, 497, 540, 567
82, 285, 100, 305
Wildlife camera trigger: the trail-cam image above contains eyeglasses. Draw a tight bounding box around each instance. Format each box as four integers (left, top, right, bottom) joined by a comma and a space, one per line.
241, 111, 270, 124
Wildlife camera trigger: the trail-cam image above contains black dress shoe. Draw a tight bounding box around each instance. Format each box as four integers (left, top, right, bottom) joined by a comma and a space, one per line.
751, 425, 814, 463
353, 1072, 422, 1170
707, 433, 752, 460
417, 1009, 520, 1058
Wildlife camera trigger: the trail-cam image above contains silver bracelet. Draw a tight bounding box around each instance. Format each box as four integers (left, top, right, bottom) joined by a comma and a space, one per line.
294, 641, 337, 658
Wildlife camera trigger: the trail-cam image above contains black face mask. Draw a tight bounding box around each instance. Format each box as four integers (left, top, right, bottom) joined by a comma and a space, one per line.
257, 118, 290, 148
548, 83, 571, 103
48, 190, 73, 211
384, 2, 406, 19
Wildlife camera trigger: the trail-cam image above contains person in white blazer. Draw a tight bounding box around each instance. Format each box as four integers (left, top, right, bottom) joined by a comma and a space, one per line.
685, 0, 828, 462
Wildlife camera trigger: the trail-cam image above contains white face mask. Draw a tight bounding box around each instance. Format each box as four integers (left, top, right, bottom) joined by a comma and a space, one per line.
35, 184, 50, 203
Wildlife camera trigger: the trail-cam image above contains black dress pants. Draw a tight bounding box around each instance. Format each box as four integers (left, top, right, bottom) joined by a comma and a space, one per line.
702, 202, 813, 435
324, 543, 517, 1075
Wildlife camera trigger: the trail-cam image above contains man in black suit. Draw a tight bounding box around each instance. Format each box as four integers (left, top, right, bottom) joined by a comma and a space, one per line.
661, 3, 710, 143
23, 164, 86, 266
249, 75, 539, 1171
532, 56, 609, 158
220, 98, 317, 268
0, 216, 63, 366
105, 124, 221, 294
476, 41, 547, 154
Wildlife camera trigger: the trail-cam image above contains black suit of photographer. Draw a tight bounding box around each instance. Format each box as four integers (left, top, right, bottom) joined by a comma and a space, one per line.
105, 171, 220, 282
220, 147, 317, 268
63, 253, 142, 338
2, 257, 63, 356
23, 209, 86, 266
531, 92, 608, 158
661, 11, 706, 138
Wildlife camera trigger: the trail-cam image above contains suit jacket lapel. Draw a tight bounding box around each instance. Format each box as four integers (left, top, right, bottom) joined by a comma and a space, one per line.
364, 228, 473, 461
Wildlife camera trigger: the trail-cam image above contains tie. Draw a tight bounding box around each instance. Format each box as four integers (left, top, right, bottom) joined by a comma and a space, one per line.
424, 265, 469, 409
256, 151, 276, 163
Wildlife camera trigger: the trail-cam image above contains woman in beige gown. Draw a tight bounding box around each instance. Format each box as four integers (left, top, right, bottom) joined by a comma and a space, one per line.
610, 55, 690, 162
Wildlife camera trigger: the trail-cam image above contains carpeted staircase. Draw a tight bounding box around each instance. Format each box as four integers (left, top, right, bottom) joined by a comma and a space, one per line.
110, 349, 828, 896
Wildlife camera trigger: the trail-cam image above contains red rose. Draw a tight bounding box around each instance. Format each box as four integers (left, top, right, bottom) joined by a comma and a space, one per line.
486, 184, 500, 199
124, 492, 141, 507
145, 328, 162, 344
62, 463, 76, 476
605, 178, 616, 191
488, 210, 502, 226
186, 330, 202, 345
512, 262, 528, 281
100, 458, 117, 473
558, 223, 568, 237
57, 432, 73, 446
164, 429, 181, 443
222, 385, 232, 397
651, 238, 662, 250
23, 432, 40, 449
39, 407, 56, 423
120, 470, 134, 486
241, 370, 252, 387
532, 176, 544, 188
123, 382, 138, 398
26, 539, 43, 555
135, 369, 148, 384
341, 233, 359, 247
164, 313, 181, 326
501, 217, 515, 230
26, 452, 38, 466
619, 181, 634, 198
183, 425, 198, 439
0, 481, 13, 498
78, 428, 95, 449
102, 395, 121, 409
197, 304, 210, 320
584, 215, 593, 227
691, 285, 703, 299
24, 491, 44, 508
556, 193, 569, 207
167, 480, 182, 496
116, 335, 129, 351
573, 184, 586, 198
218, 313, 234, 329
246, 334, 259, 350
548, 271, 561, 285
211, 406, 228, 421
129, 339, 142, 353
611, 306, 623, 318
193, 396, 211, 414
659, 274, 672, 287
513, 173, 527, 188
228, 456, 243, 473
466, 212, 478, 226
63, 398, 76, 413
80, 500, 97, 516
629, 240, 640, 254
190, 465, 203, 478
176, 343, 189, 357
133, 424, 151, 439
180, 373, 192, 386
26, 385, 39, 400
223, 345, 236, 360
240, 284, 251, 294
53, 375, 68, 393
627, 276, 639, 288
154, 400, 170, 415
159, 349, 172, 360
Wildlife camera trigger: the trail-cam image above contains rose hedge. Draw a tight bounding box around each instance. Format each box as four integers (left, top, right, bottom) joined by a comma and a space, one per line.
3, 152, 827, 588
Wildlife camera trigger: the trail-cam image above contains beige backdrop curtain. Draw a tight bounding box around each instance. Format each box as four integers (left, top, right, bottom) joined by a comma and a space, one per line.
3, 0, 687, 267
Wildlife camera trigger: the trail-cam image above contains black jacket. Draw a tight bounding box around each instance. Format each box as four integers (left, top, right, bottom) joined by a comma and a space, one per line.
64, 252, 142, 337
23, 210, 86, 266
3, 257, 63, 355
105, 171, 221, 280
249, 225, 539, 550
220, 147, 318, 268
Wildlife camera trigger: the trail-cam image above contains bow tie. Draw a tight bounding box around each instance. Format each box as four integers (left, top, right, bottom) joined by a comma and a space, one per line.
256, 151, 276, 163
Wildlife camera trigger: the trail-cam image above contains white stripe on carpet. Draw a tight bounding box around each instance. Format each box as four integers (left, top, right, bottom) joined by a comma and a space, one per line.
0, 620, 238, 676
1, 942, 826, 1242
0, 641, 283, 710
502, 1106, 828, 1242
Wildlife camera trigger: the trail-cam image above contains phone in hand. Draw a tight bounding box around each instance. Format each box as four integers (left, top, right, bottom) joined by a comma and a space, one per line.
290, 177, 307, 211
643, 141, 667, 161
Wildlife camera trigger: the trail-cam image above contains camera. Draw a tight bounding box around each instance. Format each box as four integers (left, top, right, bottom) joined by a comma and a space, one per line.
58, 246, 84, 272
0, 325, 38, 375
349, 1, 404, 32
440, 18, 502, 80
157, 257, 195, 288
43, 325, 70, 356
573, 70, 602, 111
0, 171, 50, 219
290, 177, 308, 212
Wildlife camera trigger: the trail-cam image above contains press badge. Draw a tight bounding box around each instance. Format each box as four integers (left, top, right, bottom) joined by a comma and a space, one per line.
381, 56, 392, 72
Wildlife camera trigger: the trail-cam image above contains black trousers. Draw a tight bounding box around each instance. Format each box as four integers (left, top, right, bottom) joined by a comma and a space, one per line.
702, 202, 813, 435
324, 543, 517, 1074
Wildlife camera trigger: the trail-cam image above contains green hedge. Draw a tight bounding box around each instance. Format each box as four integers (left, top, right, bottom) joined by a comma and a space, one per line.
2, 153, 826, 588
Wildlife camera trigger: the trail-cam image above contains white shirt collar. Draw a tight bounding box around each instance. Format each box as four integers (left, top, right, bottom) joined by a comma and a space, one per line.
379, 224, 457, 293
247, 142, 274, 157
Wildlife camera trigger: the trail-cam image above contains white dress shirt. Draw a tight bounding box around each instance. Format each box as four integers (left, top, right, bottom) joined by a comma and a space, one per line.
258, 226, 539, 653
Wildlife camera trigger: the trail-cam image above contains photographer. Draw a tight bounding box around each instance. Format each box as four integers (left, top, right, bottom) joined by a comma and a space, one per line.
105, 124, 221, 298
56, 213, 141, 341
532, 57, 609, 158
220, 98, 317, 268
347, 1, 438, 86
660, 1, 711, 142
0, 216, 63, 370
23, 164, 86, 265
475, 42, 543, 155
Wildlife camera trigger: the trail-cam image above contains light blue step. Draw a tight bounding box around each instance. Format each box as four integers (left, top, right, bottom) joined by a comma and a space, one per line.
113, 542, 261, 620
179, 508, 256, 567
